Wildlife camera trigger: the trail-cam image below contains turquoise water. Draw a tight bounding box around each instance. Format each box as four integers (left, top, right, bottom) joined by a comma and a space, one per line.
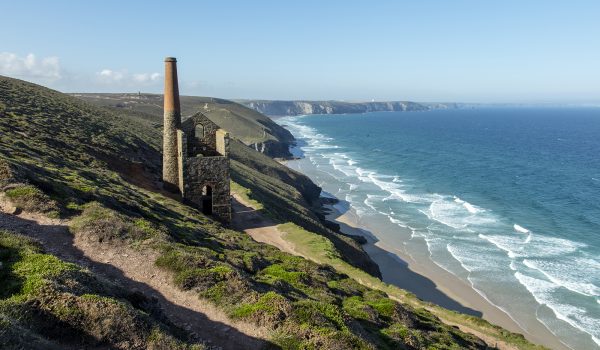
277, 108, 600, 350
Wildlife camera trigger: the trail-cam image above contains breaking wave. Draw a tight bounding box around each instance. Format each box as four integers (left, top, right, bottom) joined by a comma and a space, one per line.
278, 113, 600, 349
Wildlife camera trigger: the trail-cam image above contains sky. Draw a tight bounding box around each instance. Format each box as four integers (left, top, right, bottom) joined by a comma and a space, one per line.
1, 0, 599, 103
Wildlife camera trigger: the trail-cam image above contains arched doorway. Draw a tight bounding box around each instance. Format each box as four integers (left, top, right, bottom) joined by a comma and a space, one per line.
202, 185, 213, 215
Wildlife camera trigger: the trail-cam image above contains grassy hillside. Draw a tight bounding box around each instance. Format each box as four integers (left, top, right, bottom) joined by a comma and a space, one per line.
73, 93, 294, 158
74, 91, 381, 275
0, 231, 205, 349
228, 141, 381, 277
0, 75, 544, 349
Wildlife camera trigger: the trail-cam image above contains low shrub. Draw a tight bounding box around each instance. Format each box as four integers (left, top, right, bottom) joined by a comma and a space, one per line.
4, 184, 60, 217
70, 202, 164, 243
0, 230, 204, 349
231, 291, 291, 326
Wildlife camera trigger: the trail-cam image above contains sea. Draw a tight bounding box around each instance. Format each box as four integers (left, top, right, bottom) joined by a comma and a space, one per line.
276, 107, 600, 350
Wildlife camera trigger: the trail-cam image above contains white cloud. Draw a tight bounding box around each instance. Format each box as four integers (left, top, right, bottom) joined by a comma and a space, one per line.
96, 69, 161, 86
0, 52, 62, 80
0, 52, 162, 91
133, 72, 161, 83
97, 69, 125, 82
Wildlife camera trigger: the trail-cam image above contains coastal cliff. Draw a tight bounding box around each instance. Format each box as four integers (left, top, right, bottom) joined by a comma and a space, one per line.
1, 76, 545, 350
239, 100, 458, 116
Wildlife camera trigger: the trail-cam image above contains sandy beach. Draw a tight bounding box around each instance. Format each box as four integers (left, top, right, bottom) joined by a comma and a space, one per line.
324, 202, 570, 350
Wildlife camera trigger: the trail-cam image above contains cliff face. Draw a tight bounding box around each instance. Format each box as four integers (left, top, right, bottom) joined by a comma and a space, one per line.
248, 139, 293, 159
240, 100, 433, 116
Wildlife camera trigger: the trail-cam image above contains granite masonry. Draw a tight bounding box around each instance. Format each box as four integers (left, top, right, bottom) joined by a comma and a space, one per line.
162, 57, 231, 222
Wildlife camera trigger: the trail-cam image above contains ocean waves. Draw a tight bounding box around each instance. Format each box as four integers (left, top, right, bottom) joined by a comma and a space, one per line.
523, 258, 600, 298
278, 113, 600, 349
515, 272, 600, 347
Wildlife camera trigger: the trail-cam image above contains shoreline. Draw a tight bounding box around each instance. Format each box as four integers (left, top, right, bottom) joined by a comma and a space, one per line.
275, 111, 600, 350
321, 200, 570, 350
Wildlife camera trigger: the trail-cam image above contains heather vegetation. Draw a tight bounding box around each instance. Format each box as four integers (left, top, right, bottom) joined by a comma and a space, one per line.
0, 75, 545, 349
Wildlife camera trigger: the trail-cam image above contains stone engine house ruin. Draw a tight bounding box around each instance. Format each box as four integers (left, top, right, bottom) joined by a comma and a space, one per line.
162, 57, 231, 222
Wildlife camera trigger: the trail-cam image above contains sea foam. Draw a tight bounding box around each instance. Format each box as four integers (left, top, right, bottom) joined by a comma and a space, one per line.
514, 224, 530, 233
278, 112, 600, 348
515, 272, 600, 347
523, 258, 600, 297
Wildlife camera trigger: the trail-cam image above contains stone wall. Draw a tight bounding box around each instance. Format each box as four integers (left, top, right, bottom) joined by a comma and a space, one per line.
183, 156, 231, 222
215, 129, 229, 156
176, 130, 187, 197
182, 113, 220, 155
163, 111, 181, 192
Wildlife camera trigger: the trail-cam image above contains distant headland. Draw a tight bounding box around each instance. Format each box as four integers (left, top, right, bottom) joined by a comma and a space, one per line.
236, 99, 460, 116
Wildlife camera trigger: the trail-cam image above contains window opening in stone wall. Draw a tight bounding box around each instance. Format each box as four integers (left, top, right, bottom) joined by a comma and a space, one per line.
195, 124, 204, 140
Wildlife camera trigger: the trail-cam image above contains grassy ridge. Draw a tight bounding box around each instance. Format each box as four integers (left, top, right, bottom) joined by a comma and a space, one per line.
75, 89, 382, 276
230, 158, 382, 277
74, 93, 294, 157
0, 75, 542, 349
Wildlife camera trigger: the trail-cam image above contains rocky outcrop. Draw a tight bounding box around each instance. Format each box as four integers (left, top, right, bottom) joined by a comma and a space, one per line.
241, 100, 435, 116
249, 139, 293, 159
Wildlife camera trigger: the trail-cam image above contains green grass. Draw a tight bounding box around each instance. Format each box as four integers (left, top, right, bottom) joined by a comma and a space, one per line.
0, 75, 546, 349
0, 230, 204, 349
231, 180, 263, 210
232, 291, 288, 318
74, 93, 294, 156
258, 264, 307, 286
11, 253, 78, 298
276, 222, 547, 350
70, 202, 163, 243
4, 184, 60, 217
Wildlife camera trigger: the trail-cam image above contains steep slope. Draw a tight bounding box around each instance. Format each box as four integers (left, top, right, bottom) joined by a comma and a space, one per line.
0, 201, 271, 350
228, 140, 381, 277
0, 229, 209, 350
73, 93, 294, 158
74, 91, 379, 275
0, 76, 544, 349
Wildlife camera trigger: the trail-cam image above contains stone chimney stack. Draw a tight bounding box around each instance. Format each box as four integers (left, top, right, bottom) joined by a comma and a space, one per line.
163, 57, 181, 192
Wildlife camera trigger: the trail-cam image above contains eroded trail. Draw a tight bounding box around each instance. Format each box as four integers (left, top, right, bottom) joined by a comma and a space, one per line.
0, 199, 271, 350
230, 193, 299, 257
230, 193, 524, 350
1, 195, 527, 350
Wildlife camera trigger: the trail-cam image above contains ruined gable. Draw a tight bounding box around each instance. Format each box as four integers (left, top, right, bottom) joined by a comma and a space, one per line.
182, 113, 221, 156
